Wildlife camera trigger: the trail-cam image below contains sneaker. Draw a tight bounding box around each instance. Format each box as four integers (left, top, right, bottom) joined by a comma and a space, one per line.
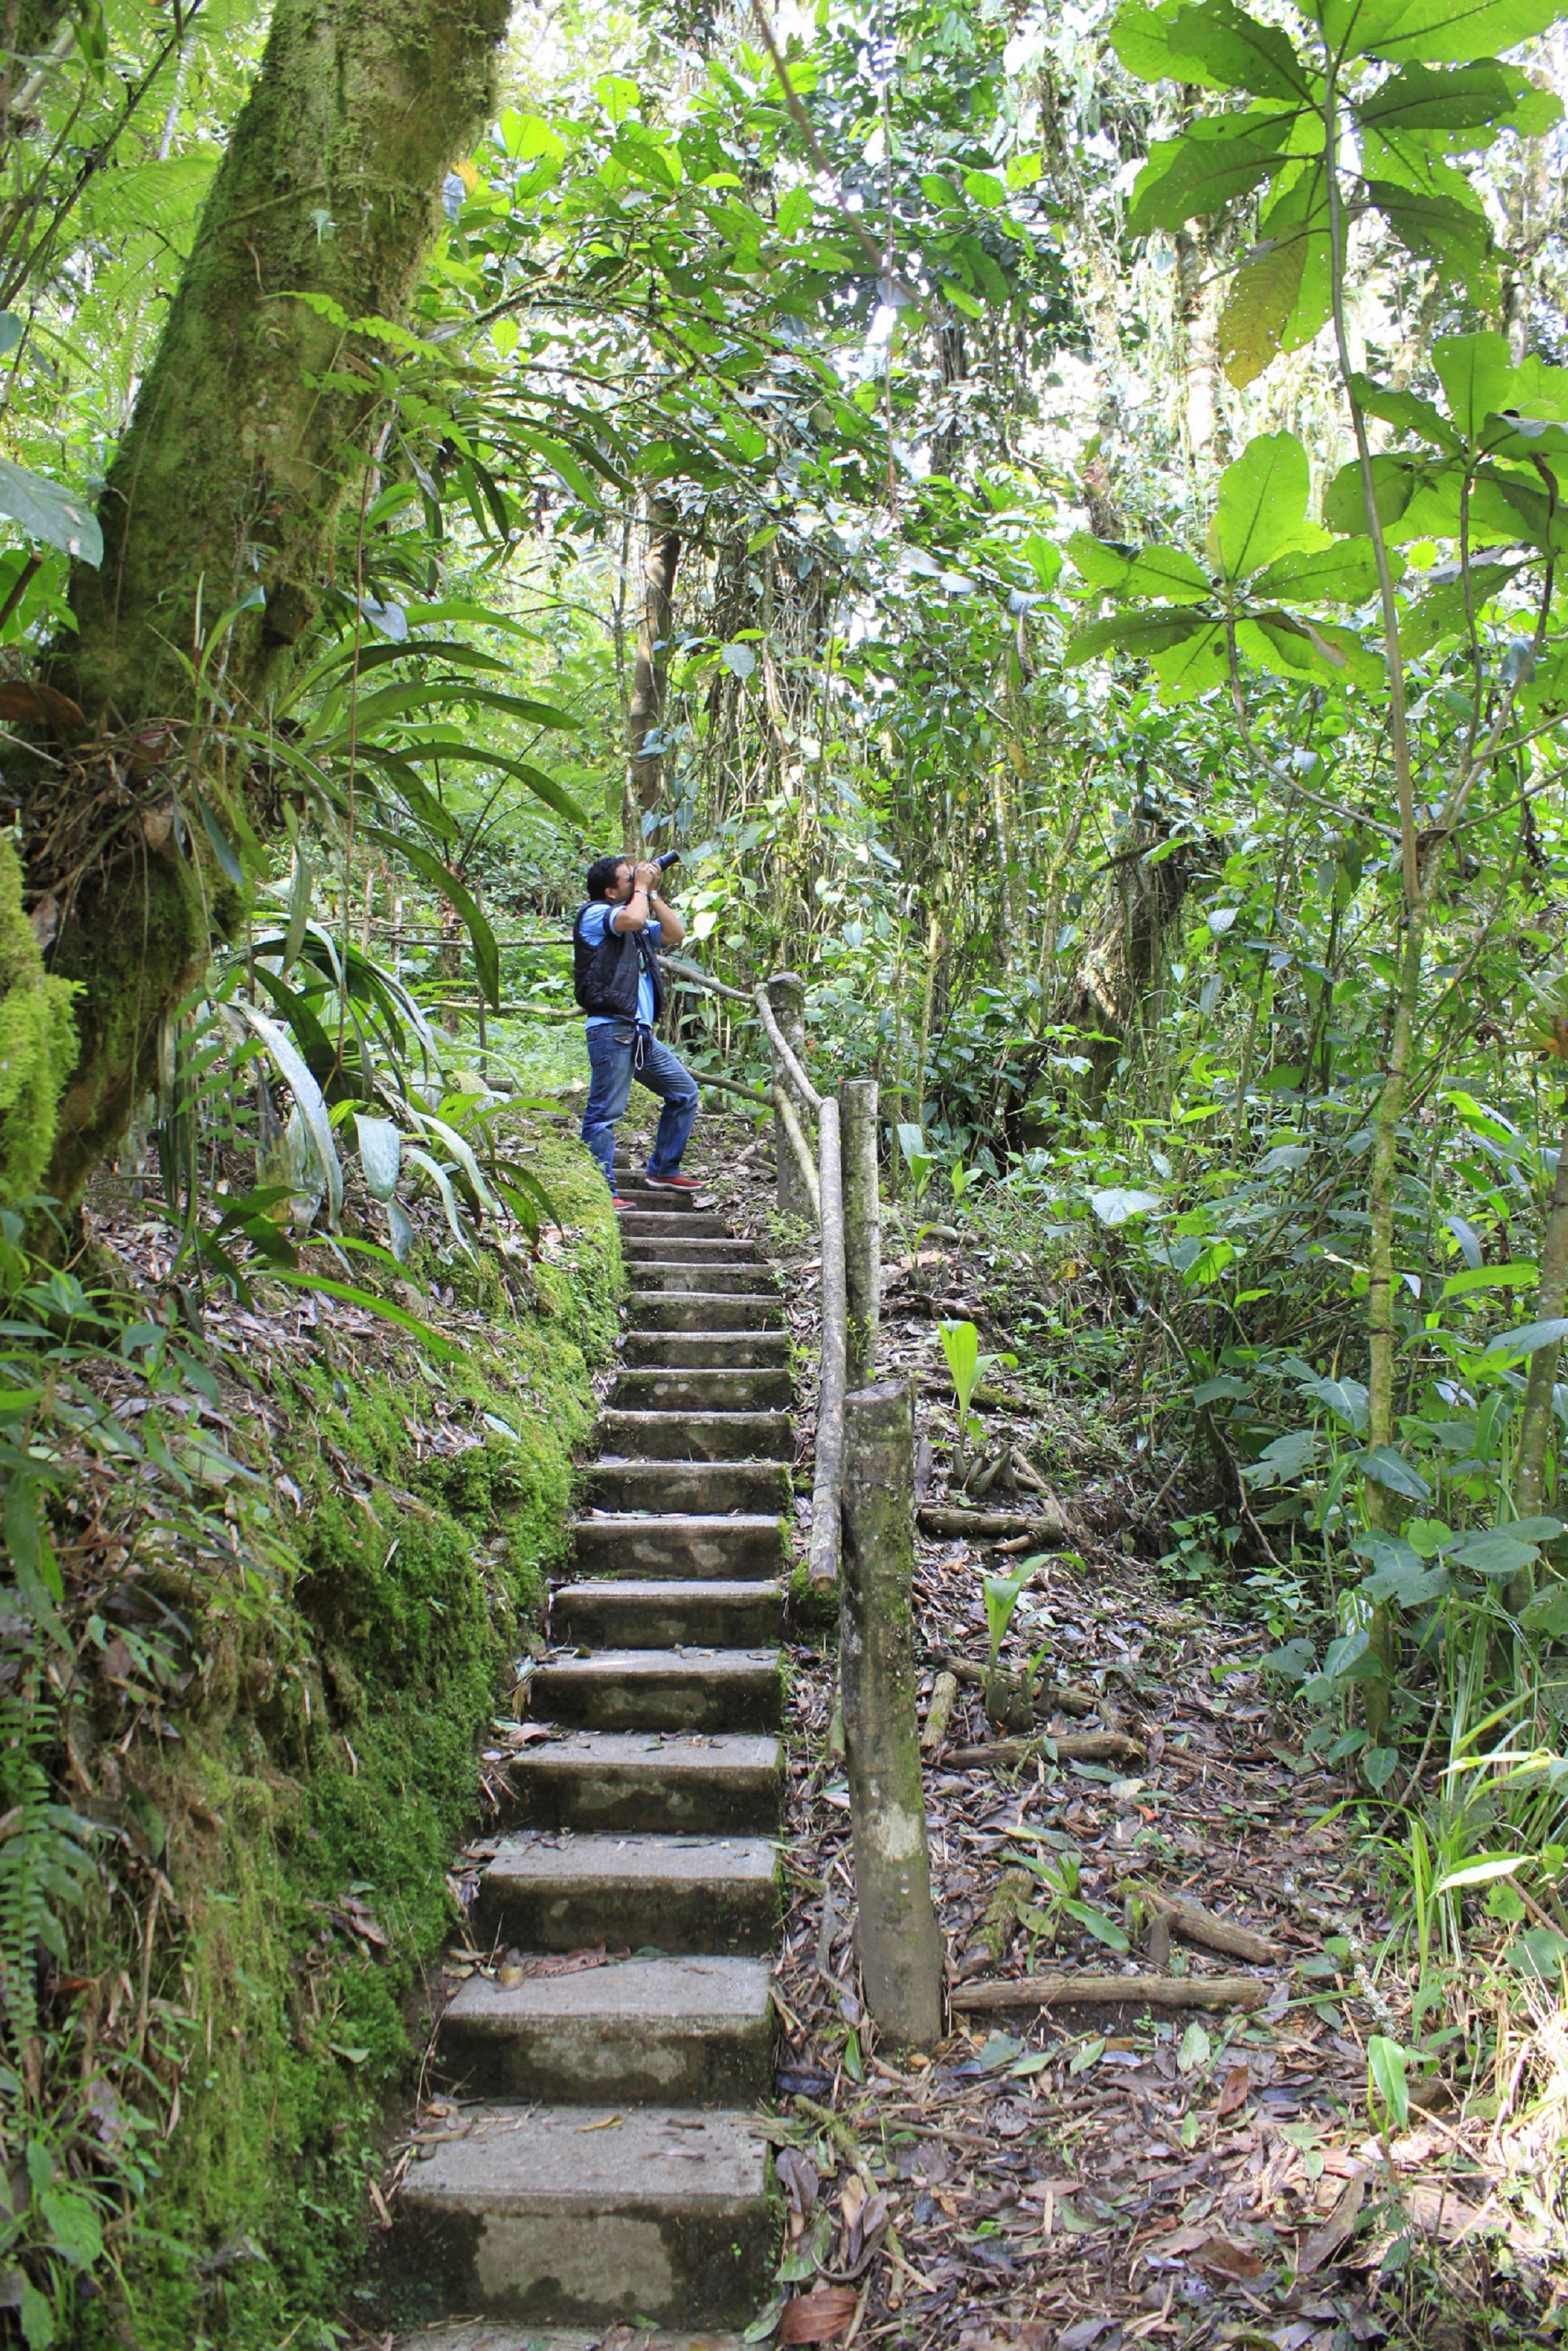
644, 1172, 703, 1191
611, 1196, 635, 1210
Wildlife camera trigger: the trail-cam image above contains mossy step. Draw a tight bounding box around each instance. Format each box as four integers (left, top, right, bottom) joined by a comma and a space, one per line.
499, 1729, 783, 1834
629, 1261, 778, 1295
626, 1293, 784, 1333
585, 1459, 792, 1516
596, 1408, 792, 1464
396, 2326, 745, 2350
473, 1832, 779, 1954
552, 1577, 785, 1652
615, 1181, 715, 1210
615, 1209, 732, 1239
532, 1646, 782, 1734
571, 1513, 785, 1581
614, 1366, 791, 1413
438, 1954, 774, 2104
395, 2101, 770, 2327
620, 1237, 766, 1266
622, 1328, 790, 1369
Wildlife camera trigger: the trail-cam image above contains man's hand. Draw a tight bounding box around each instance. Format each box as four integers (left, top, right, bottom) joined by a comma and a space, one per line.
634, 860, 660, 894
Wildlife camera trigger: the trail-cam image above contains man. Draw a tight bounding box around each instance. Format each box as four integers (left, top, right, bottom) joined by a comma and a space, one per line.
573, 853, 702, 1206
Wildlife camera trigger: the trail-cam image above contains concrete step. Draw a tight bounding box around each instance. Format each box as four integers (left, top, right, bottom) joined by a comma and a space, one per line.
620, 1236, 766, 1267
623, 1328, 790, 1369
396, 2102, 769, 2327
584, 1458, 792, 1516
438, 1954, 774, 2104
396, 2326, 744, 2351
474, 1832, 779, 1954
552, 1578, 785, 1652
616, 1181, 714, 1211
572, 1513, 785, 1581
532, 1647, 782, 1734
501, 1729, 783, 1834
630, 1260, 777, 1295
615, 1366, 791, 1413
627, 1292, 783, 1332
596, 1408, 792, 1464
615, 1209, 731, 1239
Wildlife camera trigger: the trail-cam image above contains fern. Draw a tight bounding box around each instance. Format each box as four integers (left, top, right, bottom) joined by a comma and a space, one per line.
0, 1671, 99, 2061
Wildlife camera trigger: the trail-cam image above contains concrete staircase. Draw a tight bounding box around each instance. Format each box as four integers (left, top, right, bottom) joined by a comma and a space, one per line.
398, 1178, 786, 2334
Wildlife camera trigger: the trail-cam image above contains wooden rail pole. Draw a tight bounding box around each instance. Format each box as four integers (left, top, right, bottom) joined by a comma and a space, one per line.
808, 1095, 846, 1588
841, 1078, 880, 1389
839, 1378, 945, 2046
765, 971, 813, 1216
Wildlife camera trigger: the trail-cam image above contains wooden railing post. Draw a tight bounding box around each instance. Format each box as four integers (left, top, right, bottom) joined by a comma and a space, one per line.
765, 970, 811, 1219
840, 1377, 945, 2046
841, 1078, 880, 1389
808, 1095, 846, 1589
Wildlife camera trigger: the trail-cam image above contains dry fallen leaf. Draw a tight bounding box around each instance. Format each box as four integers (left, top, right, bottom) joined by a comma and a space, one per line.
1216, 2061, 1251, 2118
779, 2285, 859, 2343
1193, 2234, 1267, 2278
1298, 2169, 1367, 2273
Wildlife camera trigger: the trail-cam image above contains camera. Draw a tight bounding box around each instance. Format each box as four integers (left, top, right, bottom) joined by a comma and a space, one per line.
653, 849, 681, 872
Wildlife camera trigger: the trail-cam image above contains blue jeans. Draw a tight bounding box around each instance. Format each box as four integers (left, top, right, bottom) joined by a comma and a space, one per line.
581, 1024, 700, 1190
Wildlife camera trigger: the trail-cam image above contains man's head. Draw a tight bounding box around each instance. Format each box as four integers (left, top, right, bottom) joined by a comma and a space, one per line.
585, 853, 634, 903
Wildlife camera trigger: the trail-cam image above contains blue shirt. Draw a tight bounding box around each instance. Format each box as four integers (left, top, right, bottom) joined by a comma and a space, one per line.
579, 901, 662, 1029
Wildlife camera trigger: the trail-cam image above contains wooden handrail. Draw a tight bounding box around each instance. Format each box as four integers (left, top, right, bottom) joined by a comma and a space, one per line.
754, 982, 823, 1113
809, 1095, 847, 1589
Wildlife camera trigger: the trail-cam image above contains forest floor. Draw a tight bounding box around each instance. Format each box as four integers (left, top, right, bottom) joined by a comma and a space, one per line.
698, 1125, 1553, 2351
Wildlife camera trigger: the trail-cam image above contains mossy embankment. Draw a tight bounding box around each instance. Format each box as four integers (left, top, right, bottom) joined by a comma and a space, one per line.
61, 1125, 618, 2351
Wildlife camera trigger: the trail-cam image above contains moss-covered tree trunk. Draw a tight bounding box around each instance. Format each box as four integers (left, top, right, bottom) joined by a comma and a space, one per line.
32, 0, 512, 1206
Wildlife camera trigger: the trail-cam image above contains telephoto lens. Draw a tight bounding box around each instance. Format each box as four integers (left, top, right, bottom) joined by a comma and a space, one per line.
654, 849, 682, 871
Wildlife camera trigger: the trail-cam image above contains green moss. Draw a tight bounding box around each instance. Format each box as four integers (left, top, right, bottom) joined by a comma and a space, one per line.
0, 837, 78, 1209
788, 1555, 839, 1637
72, 1133, 619, 2350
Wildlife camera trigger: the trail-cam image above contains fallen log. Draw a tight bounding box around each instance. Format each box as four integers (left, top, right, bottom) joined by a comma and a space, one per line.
946, 1731, 1144, 1768
920, 1670, 960, 1752
919, 1507, 1065, 1541
1116, 1880, 1278, 1966
950, 1971, 1267, 2015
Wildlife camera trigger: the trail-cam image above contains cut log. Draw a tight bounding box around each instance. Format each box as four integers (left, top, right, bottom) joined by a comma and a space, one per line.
1115, 1881, 1278, 1966
928, 1650, 1099, 1716
950, 1972, 1267, 2015
918, 1504, 1074, 1541
920, 1671, 960, 1752
946, 1732, 1144, 1768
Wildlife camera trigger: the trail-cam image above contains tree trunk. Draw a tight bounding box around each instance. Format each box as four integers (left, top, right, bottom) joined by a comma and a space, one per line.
30, 0, 512, 1206
627, 491, 681, 834
810, 1095, 846, 1591
839, 1377, 945, 2046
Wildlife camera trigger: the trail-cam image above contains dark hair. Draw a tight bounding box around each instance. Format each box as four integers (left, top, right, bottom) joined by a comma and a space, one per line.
585, 852, 630, 901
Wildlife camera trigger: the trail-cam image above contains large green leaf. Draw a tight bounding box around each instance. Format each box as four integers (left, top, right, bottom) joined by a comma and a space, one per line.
1127, 113, 1294, 236
1434, 330, 1520, 438
1319, 0, 1568, 66
387, 740, 591, 827
1359, 60, 1559, 150
0, 457, 102, 565
1123, 545, 1214, 601
365, 830, 500, 1009
1322, 452, 1421, 535
1368, 178, 1493, 272
1220, 164, 1331, 387
1111, 0, 1314, 97
1211, 432, 1322, 581
1147, 618, 1230, 697
1250, 540, 1386, 602
1067, 532, 1138, 592
1347, 375, 1461, 453
1065, 609, 1215, 666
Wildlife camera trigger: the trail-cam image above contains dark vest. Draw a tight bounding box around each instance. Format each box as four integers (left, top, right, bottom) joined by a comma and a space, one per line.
572, 904, 664, 1023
